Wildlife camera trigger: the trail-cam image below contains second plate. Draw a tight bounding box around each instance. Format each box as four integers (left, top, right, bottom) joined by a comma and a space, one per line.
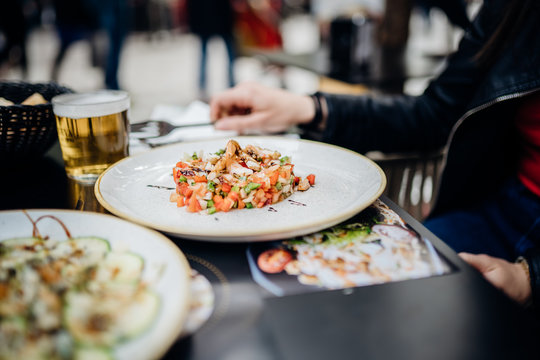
95, 136, 386, 242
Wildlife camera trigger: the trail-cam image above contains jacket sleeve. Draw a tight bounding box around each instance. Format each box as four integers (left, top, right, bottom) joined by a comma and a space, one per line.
524, 248, 540, 311
312, 0, 503, 155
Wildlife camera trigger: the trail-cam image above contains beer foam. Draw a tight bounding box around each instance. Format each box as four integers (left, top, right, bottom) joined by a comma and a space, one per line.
52, 91, 130, 118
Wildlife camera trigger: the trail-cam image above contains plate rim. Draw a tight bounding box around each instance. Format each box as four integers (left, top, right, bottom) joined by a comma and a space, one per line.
94, 136, 387, 241
0, 208, 192, 360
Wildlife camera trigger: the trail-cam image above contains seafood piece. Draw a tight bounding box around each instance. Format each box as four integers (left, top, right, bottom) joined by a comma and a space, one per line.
211, 139, 241, 175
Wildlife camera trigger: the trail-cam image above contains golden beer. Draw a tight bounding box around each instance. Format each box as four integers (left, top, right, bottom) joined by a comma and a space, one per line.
53, 91, 130, 182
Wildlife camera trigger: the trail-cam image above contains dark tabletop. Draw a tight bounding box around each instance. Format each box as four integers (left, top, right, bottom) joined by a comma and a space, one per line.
1, 142, 539, 360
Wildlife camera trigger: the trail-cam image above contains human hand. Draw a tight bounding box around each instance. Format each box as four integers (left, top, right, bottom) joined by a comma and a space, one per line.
209, 82, 315, 133
459, 252, 532, 306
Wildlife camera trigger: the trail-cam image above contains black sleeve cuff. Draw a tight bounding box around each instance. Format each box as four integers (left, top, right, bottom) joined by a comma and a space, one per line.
298, 92, 324, 140
524, 247, 540, 309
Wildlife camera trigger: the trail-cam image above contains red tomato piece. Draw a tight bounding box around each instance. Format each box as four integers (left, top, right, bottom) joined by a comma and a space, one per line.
257, 249, 293, 274
221, 183, 232, 193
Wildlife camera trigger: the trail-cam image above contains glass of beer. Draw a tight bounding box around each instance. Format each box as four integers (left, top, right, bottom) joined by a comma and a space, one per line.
52, 90, 130, 183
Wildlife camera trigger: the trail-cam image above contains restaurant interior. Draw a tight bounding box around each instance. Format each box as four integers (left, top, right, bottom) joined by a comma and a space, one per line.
2, 1, 540, 359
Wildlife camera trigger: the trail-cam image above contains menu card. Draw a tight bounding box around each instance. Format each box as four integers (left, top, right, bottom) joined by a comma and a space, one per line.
247, 199, 452, 296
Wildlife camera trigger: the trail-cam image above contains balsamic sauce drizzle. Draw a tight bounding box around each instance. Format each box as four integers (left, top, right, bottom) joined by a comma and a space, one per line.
146, 184, 175, 190
288, 200, 307, 207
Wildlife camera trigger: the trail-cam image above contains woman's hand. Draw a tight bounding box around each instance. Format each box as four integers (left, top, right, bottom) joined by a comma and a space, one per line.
209, 82, 315, 133
459, 252, 532, 306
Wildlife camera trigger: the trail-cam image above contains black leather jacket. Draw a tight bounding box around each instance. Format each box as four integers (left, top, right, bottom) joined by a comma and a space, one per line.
314, 0, 540, 305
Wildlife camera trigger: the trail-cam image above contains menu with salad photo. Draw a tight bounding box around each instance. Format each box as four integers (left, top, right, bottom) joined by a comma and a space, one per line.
247, 200, 453, 296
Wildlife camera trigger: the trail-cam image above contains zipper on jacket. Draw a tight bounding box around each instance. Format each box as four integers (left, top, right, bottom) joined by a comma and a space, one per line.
432, 86, 540, 211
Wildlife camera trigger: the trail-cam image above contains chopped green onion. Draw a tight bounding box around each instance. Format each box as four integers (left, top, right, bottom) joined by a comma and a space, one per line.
207, 200, 215, 207
215, 148, 225, 155
178, 175, 187, 183
207, 207, 217, 214
220, 191, 227, 197
207, 181, 215, 192
275, 182, 282, 190
280, 156, 290, 164
192, 152, 198, 160
244, 182, 261, 194
231, 185, 240, 193
245, 202, 254, 209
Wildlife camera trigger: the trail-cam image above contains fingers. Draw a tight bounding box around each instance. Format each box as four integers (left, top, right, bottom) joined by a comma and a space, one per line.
209, 84, 257, 122
459, 252, 497, 273
214, 112, 267, 132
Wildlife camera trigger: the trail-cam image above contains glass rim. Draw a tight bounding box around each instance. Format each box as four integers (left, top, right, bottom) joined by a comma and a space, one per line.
52, 90, 130, 118
52, 90, 129, 106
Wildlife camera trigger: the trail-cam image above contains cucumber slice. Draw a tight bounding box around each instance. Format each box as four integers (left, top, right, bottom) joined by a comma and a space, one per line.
74, 346, 113, 360
116, 290, 160, 340
51, 237, 110, 266
0, 237, 46, 267
64, 291, 120, 346
1, 237, 43, 249
64, 289, 160, 346
93, 252, 144, 283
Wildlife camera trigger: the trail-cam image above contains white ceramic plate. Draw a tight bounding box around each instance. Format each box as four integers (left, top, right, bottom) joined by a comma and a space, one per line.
0, 209, 191, 360
95, 136, 386, 242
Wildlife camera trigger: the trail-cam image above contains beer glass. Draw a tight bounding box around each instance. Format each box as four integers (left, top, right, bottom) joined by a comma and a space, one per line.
52, 91, 130, 183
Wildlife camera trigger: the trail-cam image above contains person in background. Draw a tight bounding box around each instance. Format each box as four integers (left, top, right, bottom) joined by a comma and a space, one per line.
52, 0, 129, 90
0, 0, 30, 77
209, 0, 540, 309
186, 0, 236, 99
51, 0, 98, 82
96, 0, 130, 90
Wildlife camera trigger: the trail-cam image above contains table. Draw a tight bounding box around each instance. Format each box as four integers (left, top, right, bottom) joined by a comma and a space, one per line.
1, 142, 538, 360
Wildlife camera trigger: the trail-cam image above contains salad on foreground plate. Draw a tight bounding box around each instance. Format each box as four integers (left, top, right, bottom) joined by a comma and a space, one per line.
0, 212, 159, 359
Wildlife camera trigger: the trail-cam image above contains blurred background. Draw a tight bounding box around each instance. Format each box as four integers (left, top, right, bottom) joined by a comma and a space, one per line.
0, 0, 482, 121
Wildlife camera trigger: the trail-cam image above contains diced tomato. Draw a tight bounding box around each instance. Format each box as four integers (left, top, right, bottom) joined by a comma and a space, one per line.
193, 175, 207, 183
238, 199, 245, 209
240, 161, 248, 168
221, 183, 232, 192
307, 174, 316, 186
173, 168, 179, 183
227, 191, 239, 202
213, 194, 224, 205
265, 192, 273, 199
187, 195, 202, 212
269, 171, 278, 186
179, 183, 193, 197
221, 198, 234, 212
294, 176, 300, 185
176, 196, 185, 207
176, 162, 189, 168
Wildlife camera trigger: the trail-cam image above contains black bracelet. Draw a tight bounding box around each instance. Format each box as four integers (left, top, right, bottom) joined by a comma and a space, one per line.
305, 92, 323, 131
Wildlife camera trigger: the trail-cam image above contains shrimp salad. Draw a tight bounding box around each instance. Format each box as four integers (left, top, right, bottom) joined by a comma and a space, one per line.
170, 140, 315, 214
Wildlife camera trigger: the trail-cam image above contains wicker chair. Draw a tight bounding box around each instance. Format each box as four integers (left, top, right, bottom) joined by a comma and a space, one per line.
367, 148, 445, 221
